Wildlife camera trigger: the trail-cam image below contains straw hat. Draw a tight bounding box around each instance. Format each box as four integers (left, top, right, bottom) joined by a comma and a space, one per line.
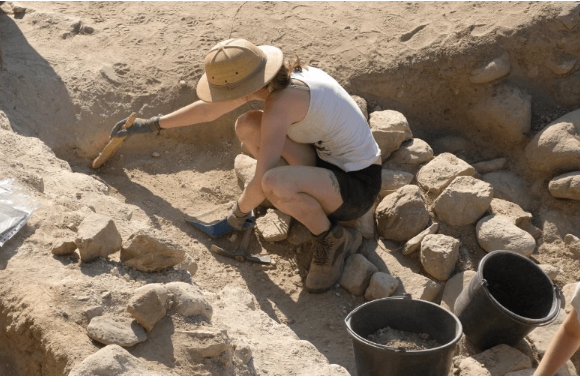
196, 38, 284, 102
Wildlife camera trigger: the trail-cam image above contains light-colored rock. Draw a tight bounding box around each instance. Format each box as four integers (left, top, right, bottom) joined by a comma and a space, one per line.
176, 254, 198, 276
87, 316, 147, 347
100, 64, 121, 84
432, 176, 493, 226
68, 345, 155, 376
420, 234, 460, 281
549, 171, 580, 200
379, 169, 414, 198
441, 270, 476, 312
351, 95, 368, 121
340, 201, 377, 239
469, 51, 511, 84
471, 85, 531, 143
565, 234, 580, 259
287, 222, 311, 246
416, 153, 476, 196
458, 344, 532, 376
234, 154, 257, 188
385, 138, 434, 166
364, 272, 399, 301
256, 208, 292, 242
369, 110, 413, 161
339, 254, 378, 296
403, 222, 438, 255
519, 220, 543, 240
0, 111, 12, 131
538, 264, 560, 280
120, 229, 185, 272
562, 282, 579, 314
525, 109, 580, 173
544, 52, 577, 75
375, 185, 429, 242
527, 310, 567, 357
234, 342, 253, 365
75, 213, 122, 262
179, 328, 233, 359
487, 198, 532, 226
84, 306, 104, 321
472, 158, 507, 174
476, 215, 536, 256
51, 240, 77, 255
126, 284, 168, 332
165, 282, 213, 320
482, 171, 531, 210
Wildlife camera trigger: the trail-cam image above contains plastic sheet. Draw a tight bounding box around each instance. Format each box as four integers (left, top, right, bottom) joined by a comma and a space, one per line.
0, 179, 39, 246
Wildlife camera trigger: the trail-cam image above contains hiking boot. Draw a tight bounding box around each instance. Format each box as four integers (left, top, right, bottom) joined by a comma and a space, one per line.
305, 223, 362, 293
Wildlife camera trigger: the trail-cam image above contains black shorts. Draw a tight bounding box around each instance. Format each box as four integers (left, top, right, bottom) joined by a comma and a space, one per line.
316, 155, 382, 222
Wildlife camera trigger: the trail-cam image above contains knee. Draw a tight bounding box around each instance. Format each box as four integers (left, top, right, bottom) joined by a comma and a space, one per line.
235, 110, 262, 142
261, 168, 291, 200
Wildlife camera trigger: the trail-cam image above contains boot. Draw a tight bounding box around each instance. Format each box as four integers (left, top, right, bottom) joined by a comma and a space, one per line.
305, 223, 362, 293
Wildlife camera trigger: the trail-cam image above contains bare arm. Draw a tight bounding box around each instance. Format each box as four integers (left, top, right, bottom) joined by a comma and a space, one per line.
158, 97, 249, 129
534, 308, 580, 376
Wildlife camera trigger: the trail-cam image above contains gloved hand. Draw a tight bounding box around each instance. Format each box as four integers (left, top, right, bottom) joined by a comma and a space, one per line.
110, 114, 162, 138
227, 201, 251, 231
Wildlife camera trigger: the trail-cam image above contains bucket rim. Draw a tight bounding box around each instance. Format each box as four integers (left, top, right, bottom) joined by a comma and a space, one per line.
344, 296, 463, 354
477, 250, 561, 326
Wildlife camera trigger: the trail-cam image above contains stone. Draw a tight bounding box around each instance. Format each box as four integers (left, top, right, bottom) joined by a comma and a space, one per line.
487, 198, 532, 226
234, 154, 257, 188
126, 284, 168, 332
256, 208, 292, 242
562, 282, 579, 314
339, 254, 378, 296
179, 328, 233, 359
420, 234, 460, 281
379, 169, 414, 198
471, 85, 531, 143
100, 64, 121, 84
375, 185, 430, 242
339, 202, 377, 239
234, 342, 253, 365
519, 221, 543, 240
432, 176, 493, 226
506, 361, 577, 376
385, 138, 434, 167
528, 310, 567, 357
549, 171, 580, 200
12, 5, 26, 14
0, 111, 12, 131
87, 316, 147, 347
472, 158, 507, 174
83, 306, 104, 321
75, 213, 122, 262
52, 240, 77, 255
68, 345, 155, 376
441, 270, 477, 313
525, 109, 580, 173
287, 222, 311, 246
364, 272, 399, 301
120, 229, 185, 272
369, 110, 413, 161
175, 254, 198, 276
544, 52, 577, 75
350, 95, 368, 120
565, 234, 580, 259
416, 153, 476, 196
482, 171, 531, 210
458, 344, 532, 376
538, 264, 560, 280
403, 222, 438, 255
165, 282, 213, 320
476, 215, 536, 256
469, 51, 511, 84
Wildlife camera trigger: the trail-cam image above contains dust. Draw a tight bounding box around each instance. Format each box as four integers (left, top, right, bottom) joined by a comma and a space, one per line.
368, 326, 442, 351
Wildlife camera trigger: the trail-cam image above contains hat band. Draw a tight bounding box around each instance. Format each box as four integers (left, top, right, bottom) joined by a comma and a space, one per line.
208, 58, 267, 91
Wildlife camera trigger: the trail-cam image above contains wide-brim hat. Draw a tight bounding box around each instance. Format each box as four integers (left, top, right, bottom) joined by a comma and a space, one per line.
196, 39, 284, 102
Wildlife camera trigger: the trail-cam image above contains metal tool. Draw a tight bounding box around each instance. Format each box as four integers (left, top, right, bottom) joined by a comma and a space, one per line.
186, 216, 255, 238
209, 224, 270, 264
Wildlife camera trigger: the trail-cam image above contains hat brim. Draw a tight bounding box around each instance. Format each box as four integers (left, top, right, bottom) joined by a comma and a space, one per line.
196, 45, 284, 103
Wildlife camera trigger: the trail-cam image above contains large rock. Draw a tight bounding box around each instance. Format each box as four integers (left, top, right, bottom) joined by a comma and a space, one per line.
339, 201, 377, 239
375, 185, 429, 242
565, 234, 580, 259
384, 138, 433, 167
482, 171, 531, 210
403, 222, 439, 255
164, 282, 213, 320
470, 84, 531, 143
369, 110, 413, 161
339, 254, 378, 296
351, 95, 368, 120
379, 169, 414, 198
416, 153, 475, 196
440, 270, 477, 313
469, 51, 511, 84
234, 154, 257, 187
68, 345, 155, 376
525, 108, 580, 173
75, 213, 122, 262
458, 344, 532, 376
364, 272, 399, 301
432, 176, 493, 226
487, 198, 532, 226
476, 215, 536, 256
420, 234, 460, 281
120, 229, 185, 272
256, 208, 291, 242
126, 284, 168, 332
176, 328, 233, 359
86, 316, 147, 347
549, 171, 580, 200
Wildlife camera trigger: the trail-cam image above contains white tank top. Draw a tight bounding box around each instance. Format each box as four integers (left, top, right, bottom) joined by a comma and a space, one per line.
286, 67, 381, 172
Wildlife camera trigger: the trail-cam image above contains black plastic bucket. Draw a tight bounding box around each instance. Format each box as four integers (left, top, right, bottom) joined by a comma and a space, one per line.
345, 296, 462, 376
454, 250, 561, 350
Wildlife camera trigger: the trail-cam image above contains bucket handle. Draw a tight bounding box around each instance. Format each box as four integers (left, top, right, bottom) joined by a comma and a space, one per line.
535, 284, 562, 327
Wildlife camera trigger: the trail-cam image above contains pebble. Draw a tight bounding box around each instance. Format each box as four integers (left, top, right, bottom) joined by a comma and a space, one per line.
180, 80, 187, 88
101, 291, 111, 299
229, 234, 238, 243
13, 5, 26, 13
151, 152, 160, 158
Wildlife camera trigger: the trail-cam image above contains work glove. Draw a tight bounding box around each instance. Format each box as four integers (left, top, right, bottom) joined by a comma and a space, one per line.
227, 201, 252, 231
110, 114, 162, 138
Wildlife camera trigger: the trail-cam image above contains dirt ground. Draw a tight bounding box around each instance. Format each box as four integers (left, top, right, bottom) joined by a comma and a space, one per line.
1, 1, 580, 376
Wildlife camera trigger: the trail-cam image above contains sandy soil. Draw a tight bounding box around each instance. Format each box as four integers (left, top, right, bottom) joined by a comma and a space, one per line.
1, 1, 580, 375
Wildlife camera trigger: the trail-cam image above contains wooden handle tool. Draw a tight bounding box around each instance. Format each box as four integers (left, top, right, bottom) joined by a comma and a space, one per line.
91, 112, 136, 169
